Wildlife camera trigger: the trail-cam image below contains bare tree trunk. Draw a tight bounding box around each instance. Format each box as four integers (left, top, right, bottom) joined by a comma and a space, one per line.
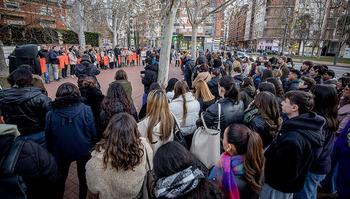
158, 0, 181, 87
316, 42, 323, 59
191, 25, 198, 62
301, 40, 306, 62
0, 40, 9, 77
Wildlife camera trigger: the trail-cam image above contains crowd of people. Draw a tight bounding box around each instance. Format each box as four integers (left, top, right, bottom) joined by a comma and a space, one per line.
0, 46, 350, 199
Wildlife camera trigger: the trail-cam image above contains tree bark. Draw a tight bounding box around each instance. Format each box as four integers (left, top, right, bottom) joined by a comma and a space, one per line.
158, 0, 181, 87
191, 25, 198, 62
0, 40, 9, 78
301, 40, 306, 62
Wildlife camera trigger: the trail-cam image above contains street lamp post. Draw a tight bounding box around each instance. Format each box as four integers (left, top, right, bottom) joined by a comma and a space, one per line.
334, 1, 350, 66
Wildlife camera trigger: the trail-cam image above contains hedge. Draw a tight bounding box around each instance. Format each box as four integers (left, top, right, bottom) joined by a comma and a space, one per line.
0, 24, 100, 46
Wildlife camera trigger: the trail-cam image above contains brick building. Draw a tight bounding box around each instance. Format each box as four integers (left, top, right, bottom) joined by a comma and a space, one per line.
173, 0, 226, 51
0, 0, 69, 29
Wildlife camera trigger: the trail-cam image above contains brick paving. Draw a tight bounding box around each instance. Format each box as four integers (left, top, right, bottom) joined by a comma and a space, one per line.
45, 62, 182, 198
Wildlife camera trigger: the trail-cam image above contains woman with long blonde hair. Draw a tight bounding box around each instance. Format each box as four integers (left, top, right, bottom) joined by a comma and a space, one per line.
137, 89, 177, 153
195, 80, 215, 115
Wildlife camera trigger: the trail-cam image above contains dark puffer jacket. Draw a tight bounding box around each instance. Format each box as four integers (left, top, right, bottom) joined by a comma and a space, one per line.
196, 98, 244, 137
142, 63, 158, 94
207, 76, 220, 100
246, 114, 274, 148
38, 49, 50, 63
264, 112, 325, 193
75, 61, 100, 88
49, 51, 59, 65
196, 54, 207, 66
0, 129, 61, 199
79, 86, 104, 125
0, 86, 51, 136
284, 79, 301, 93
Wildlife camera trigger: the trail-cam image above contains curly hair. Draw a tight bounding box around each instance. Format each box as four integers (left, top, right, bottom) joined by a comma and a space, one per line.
100, 82, 131, 117
94, 113, 144, 171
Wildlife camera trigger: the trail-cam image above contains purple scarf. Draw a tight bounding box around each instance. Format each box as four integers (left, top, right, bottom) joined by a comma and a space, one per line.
209, 153, 244, 199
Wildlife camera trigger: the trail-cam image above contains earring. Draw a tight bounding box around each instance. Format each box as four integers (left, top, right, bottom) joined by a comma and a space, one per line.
226, 149, 229, 152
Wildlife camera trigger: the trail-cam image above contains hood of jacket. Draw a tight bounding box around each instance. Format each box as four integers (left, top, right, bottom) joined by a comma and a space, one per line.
242, 85, 255, 97
76, 61, 93, 73
145, 63, 158, 72
0, 124, 20, 137
282, 112, 325, 147
0, 86, 45, 104
234, 74, 244, 82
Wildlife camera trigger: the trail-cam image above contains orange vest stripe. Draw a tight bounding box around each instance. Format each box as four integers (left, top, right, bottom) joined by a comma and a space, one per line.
103, 56, 109, 66
40, 58, 46, 73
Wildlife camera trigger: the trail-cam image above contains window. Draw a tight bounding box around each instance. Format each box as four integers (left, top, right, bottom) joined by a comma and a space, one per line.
41, 7, 52, 15
198, 27, 203, 33
6, 2, 19, 9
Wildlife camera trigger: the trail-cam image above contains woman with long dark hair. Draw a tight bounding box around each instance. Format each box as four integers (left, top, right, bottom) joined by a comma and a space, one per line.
196, 75, 244, 140
295, 84, 339, 198
244, 91, 282, 148
138, 90, 177, 153
166, 78, 179, 101
336, 77, 350, 100
45, 83, 97, 199
210, 124, 264, 198
86, 113, 153, 199
240, 77, 256, 109
169, 81, 200, 142
154, 141, 223, 199
195, 80, 216, 115
99, 82, 138, 138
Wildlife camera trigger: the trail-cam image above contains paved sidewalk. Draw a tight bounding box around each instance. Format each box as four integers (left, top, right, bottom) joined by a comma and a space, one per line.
45, 62, 183, 199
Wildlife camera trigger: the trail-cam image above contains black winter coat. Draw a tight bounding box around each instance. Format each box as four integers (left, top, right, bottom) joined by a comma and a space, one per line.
185, 59, 195, 75
207, 76, 220, 100
79, 86, 104, 124
247, 114, 274, 148
196, 54, 207, 66
49, 51, 59, 64
197, 98, 215, 116
0, 133, 61, 199
235, 175, 259, 199
75, 61, 100, 88
142, 63, 158, 94
196, 98, 244, 137
264, 112, 325, 193
0, 86, 51, 136
38, 49, 50, 63
313, 75, 324, 84
284, 79, 300, 93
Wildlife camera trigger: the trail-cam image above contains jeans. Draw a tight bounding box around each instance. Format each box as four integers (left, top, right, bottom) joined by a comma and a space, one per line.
58, 155, 90, 199
142, 93, 148, 106
44, 63, 50, 83
15, 131, 46, 148
260, 183, 293, 199
52, 64, 59, 80
294, 172, 326, 199
70, 64, 76, 76
184, 73, 192, 89
320, 150, 339, 194
109, 62, 115, 69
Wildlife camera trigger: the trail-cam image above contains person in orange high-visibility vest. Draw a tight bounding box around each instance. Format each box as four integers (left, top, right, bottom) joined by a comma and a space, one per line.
39, 58, 46, 74
132, 51, 136, 66
102, 52, 109, 70
59, 47, 69, 78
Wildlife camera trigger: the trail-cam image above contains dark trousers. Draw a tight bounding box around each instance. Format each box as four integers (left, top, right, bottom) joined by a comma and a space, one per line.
109, 62, 115, 69
175, 60, 179, 67
70, 64, 76, 76
184, 73, 192, 89
58, 155, 90, 199
62, 65, 68, 78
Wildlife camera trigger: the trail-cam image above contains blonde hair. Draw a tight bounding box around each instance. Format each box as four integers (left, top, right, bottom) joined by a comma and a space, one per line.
195, 80, 215, 102
273, 69, 282, 78
145, 90, 174, 143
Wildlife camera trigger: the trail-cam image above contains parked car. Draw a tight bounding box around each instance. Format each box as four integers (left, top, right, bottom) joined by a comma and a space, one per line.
267, 50, 278, 55
236, 51, 257, 61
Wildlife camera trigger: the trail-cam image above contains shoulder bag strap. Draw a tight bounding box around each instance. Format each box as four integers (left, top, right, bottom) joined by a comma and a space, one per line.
1, 140, 25, 174
217, 103, 221, 132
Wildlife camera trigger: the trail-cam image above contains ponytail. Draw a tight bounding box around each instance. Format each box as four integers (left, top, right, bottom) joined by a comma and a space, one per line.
219, 75, 240, 104
244, 131, 264, 194
182, 93, 187, 125
226, 124, 265, 194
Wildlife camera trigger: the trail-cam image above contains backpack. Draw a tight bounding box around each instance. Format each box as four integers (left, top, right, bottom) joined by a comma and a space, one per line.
15, 44, 41, 75
0, 140, 26, 199
77, 64, 93, 87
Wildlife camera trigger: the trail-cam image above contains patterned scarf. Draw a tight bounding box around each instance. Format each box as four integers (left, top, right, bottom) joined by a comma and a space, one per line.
209, 153, 244, 199
156, 166, 205, 198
